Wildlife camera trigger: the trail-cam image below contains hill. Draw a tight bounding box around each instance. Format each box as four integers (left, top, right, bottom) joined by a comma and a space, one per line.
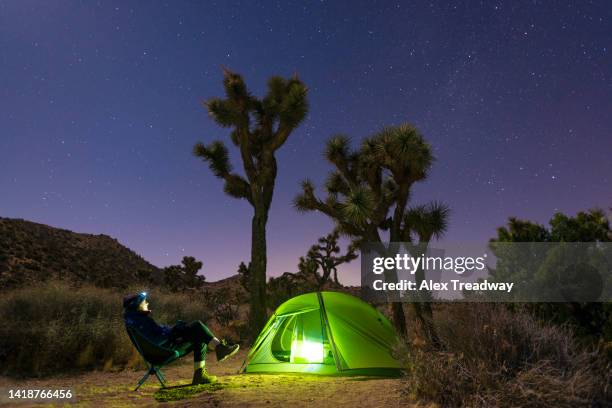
0, 217, 361, 297
0, 217, 160, 289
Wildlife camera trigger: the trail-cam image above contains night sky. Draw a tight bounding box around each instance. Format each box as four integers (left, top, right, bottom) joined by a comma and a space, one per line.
1, 1, 611, 284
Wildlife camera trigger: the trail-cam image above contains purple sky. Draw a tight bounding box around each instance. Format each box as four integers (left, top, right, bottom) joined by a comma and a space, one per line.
1, 1, 611, 284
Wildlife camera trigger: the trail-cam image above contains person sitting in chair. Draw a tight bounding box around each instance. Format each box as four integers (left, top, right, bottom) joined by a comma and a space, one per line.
123, 292, 239, 385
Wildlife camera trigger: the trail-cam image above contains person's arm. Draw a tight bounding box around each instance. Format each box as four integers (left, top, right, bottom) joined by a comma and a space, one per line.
167, 320, 187, 344
160, 324, 171, 336
137, 313, 172, 343
151, 316, 173, 336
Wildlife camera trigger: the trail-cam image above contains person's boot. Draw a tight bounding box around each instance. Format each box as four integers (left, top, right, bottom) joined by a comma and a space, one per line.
192, 367, 217, 385
215, 340, 239, 362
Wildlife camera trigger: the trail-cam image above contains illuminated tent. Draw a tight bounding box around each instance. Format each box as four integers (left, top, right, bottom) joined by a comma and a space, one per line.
243, 291, 401, 375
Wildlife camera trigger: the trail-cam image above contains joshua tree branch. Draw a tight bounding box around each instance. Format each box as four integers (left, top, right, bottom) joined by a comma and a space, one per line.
238, 128, 257, 182
223, 174, 253, 205
296, 189, 365, 238
268, 125, 291, 152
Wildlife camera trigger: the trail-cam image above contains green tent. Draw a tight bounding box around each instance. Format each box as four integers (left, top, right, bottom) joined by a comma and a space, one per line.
243, 291, 401, 376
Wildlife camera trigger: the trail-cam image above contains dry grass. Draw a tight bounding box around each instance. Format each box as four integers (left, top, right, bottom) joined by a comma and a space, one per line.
0, 282, 213, 377
398, 304, 611, 407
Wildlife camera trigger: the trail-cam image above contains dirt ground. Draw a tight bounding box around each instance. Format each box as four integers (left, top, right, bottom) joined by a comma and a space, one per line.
0, 349, 412, 407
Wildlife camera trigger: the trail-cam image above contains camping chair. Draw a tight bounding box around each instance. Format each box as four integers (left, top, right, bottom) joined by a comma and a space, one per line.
125, 324, 190, 391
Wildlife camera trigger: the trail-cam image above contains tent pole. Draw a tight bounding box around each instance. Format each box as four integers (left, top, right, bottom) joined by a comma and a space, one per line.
317, 292, 343, 372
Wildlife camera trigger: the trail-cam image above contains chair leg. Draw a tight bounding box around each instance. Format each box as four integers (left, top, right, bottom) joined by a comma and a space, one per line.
158, 369, 167, 382
153, 368, 167, 388
134, 371, 151, 391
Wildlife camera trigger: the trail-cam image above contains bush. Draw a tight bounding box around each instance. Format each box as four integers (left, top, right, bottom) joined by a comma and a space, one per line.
398, 304, 611, 407
0, 282, 212, 377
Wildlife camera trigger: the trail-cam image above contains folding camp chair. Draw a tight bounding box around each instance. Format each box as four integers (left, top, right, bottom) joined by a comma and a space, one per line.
125, 324, 190, 391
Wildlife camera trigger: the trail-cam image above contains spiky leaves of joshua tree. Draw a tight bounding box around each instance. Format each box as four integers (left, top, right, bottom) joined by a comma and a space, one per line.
299, 229, 358, 289
294, 124, 449, 342
402, 201, 450, 345
194, 70, 308, 336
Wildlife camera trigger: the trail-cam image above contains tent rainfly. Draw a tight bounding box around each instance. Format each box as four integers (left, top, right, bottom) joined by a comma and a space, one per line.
242, 291, 401, 376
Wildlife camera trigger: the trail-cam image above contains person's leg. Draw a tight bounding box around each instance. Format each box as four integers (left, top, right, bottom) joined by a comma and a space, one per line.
184, 321, 238, 362
173, 320, 239, 365
190, 321, 215, 344
173, 321, 219, 384
178, 321, 217, 360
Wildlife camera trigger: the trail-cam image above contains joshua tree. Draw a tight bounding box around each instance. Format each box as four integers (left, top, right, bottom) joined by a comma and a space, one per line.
298, 229, 358, 289
162, 256, 205, 291
181, 256, 205, 289
402, 203, 449, 345
194, 70, 308, 335
237, 261, 250, 294
294, 124, 449, 342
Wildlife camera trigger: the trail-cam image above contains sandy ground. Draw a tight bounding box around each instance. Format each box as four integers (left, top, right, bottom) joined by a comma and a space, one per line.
0, 349, 412, 407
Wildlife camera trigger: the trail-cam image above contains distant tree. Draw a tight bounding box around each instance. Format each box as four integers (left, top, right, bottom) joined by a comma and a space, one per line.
294, 124, 449, 343
162, 256, 205, 291
491, 208, 612, 340
162, 265, 182, 291
237, 261, 250, 294
194, 70, 308, 336
299, 229, 357, 289
494, 209, 611, 244
181, 256, 205, 289
548, 209, 611, 242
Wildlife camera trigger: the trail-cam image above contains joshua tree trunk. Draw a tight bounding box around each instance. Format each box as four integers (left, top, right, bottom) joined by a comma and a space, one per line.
390, 186, 410, 338
382, 253, 408, 337
194, 70, 308, 338
391, 303, 407, 338
250, 208, 268, 334
414, 261, 440, 347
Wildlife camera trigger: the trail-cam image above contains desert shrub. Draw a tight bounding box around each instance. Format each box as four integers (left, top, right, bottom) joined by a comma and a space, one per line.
267, 271, 318, 310
528, 302, 612, 343
0, 282, 212, 377
203, 287, 240, 326
399, 304, 610, 407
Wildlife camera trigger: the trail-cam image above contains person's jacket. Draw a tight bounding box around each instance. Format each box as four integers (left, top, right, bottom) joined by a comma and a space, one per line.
124, 310, 172, 346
